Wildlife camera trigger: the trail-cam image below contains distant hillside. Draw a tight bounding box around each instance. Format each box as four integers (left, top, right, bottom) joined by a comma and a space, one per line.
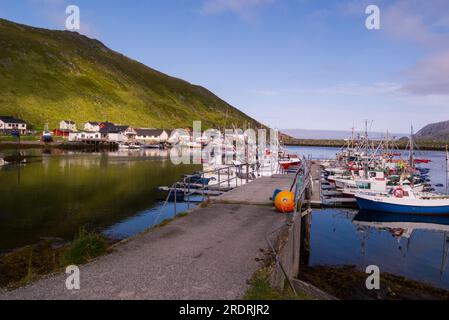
283, 129, 405, 140
0, 19, 260, 130
415, 120, 449, 142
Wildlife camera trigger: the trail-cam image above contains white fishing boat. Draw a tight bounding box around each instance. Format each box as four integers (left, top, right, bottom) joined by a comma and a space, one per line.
356, 186, 449, 215
119, 143, 141, 150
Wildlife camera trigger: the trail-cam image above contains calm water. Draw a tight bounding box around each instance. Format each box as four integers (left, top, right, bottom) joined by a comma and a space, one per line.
3, 145, 449, 289
0, 148, 200, 252
287, 146, 449, 290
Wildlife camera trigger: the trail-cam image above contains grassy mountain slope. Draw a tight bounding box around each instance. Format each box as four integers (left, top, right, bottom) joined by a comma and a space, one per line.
0, 18, 260, 130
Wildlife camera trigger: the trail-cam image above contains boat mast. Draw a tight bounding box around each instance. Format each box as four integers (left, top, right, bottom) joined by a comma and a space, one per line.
409, 125, 415, 183
446, 145, 449, 194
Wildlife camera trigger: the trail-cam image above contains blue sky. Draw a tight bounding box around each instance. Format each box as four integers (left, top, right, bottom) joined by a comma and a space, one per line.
1, 0, 449, 132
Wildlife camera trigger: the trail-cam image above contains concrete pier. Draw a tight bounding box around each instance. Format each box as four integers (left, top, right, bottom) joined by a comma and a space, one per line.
0, 174, 298, 300
213, 174, 294, 206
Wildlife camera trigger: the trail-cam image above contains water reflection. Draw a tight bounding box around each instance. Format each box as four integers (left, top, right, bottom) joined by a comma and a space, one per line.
353, 210, 449, 276
0, 149, 199, 252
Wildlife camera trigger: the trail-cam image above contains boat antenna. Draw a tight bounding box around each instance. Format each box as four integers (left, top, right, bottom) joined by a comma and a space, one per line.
409, 124, 415, 179
446, 145, 449, 194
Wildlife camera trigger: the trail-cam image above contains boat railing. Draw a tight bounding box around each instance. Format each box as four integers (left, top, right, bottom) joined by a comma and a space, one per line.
156, 162, 262, 225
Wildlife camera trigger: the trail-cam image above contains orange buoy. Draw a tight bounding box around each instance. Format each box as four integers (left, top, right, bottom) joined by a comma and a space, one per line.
274, 191, 295, 213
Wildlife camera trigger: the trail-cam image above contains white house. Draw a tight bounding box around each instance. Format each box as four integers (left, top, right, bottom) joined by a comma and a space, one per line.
0, 116, 27, 134
84, 122, 101, 132
60, 120, 77, 132
100, 124, 136, 143
135, 129, 169, 144
68, 131, 102, 142
168, 129, 191, 145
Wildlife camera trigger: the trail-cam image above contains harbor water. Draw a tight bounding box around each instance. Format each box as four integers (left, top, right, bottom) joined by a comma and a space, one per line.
0, 148, 200, 252
1, 146, 449, 290
289, 146, 449, 290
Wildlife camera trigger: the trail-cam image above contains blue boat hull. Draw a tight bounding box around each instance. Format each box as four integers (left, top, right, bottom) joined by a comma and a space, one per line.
356, 197, 449, 215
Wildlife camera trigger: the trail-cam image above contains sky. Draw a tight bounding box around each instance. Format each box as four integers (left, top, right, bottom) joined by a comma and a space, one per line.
1, 0, 449, 133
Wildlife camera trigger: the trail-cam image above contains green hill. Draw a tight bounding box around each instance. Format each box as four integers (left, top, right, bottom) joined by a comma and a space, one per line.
0, 18, 260, 130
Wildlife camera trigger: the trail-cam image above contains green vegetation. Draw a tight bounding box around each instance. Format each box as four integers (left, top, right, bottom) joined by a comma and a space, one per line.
244, 268, 305, 300
0, 135, 39, 142
0, 18, 261, 130
0, 240, 65, 288
59, 228, 107, 266
0, 229, 108, 289
282, 137, 449, 151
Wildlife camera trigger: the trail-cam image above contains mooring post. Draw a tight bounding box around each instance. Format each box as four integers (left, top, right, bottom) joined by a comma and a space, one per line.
174, 183, 177, 216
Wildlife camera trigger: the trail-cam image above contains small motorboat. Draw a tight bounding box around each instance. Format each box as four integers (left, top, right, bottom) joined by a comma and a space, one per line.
355, 186, 449, 215
119, 143, 141, 150
279, 154, 301, 170
142, 143, 160, 149
41, 123, 53, 143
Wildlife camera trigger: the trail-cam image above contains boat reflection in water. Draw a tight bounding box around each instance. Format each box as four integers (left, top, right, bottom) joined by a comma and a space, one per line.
353, 210, 449, 275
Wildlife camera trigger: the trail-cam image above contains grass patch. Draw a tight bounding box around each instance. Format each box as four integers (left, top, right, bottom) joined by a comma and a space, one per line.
60, 228, 108, 266
244, 268, 302, 300
151, 211, 189, 229
0, 240, 67, 288
177, 211, 189, 218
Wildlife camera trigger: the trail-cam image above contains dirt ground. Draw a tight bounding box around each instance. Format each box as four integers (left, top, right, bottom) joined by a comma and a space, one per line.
299, 265, 449, 300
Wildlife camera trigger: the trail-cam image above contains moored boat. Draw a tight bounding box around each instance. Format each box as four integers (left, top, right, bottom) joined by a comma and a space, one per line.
355, 187, 449, 215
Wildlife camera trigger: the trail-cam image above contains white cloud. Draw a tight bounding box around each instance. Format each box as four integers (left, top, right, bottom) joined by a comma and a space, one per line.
402, 51, 449, 95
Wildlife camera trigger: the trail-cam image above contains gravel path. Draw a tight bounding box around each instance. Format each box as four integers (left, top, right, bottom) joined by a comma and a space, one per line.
0, 203, 285, 300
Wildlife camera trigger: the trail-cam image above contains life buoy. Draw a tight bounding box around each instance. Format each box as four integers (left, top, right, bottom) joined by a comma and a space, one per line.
394, 188, 404, 198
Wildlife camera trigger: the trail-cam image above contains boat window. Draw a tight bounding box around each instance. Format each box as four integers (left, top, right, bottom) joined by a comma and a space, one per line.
357, 182, 370, 189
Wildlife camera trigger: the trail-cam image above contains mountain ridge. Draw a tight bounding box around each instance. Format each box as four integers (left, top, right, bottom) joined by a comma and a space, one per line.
0, 18, 261, 130
415, 120, 449, 141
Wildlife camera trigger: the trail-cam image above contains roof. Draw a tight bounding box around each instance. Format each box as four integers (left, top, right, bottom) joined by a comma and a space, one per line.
87, 121, 99, 125
135, 128, 166, 137
99, 123, 130, 134
0, 116, 26, 124
62, 120, 75, 124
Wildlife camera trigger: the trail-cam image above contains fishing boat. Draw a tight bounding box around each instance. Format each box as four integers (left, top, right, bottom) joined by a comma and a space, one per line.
41, 123, 53, 143
355, 186, 449, 215
119, 142, 141, 150
142, 143, 160, 149
279, 155, 301, 170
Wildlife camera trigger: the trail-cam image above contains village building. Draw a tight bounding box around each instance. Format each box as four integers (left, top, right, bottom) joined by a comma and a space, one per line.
60, 120, 77, 131
168, 129, 191, 145
68, 131, 102, 142
84, 122, 101, 132
54, 120, 77, 137
135, 129, 170, 144
0, 116, 27, 135
100, 124, 136, 143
